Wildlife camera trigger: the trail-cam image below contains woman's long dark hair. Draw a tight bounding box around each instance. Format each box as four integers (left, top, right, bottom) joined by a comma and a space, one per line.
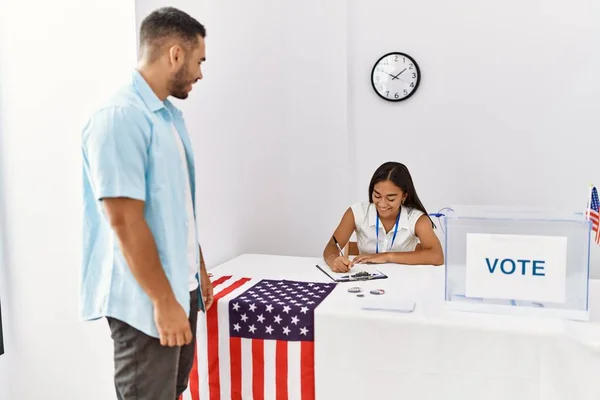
368, 161, 435, 228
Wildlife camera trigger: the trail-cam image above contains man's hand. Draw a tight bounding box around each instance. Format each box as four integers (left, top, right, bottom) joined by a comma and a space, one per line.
353, 253, 390, 265
201, 269, 214, 311
153, 297, 192, 347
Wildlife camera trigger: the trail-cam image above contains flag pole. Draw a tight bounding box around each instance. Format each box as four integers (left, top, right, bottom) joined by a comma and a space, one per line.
586, 183, 594, 220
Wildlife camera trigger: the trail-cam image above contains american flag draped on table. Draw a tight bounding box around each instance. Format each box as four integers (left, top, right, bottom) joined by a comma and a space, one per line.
180, 275, 337, 400
587, 185, 600, 245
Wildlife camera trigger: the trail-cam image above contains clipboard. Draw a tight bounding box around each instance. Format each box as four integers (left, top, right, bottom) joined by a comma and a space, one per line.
315, 264, 388, 283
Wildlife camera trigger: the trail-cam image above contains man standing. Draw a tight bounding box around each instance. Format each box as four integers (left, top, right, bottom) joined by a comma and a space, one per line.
81, 7, 213, 399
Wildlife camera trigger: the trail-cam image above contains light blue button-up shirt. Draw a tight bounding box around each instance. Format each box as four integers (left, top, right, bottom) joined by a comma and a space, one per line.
81, 70, 203, 338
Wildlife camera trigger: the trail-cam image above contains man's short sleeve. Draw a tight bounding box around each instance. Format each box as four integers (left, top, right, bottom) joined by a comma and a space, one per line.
82, 106, 150, 201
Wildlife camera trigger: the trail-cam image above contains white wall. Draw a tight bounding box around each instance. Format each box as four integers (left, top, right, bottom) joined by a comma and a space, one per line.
135, 0, 351, 265
137, 0, 600, 276
0, 204, 9, 400
0, 96, 9, 400
1, 0, 599, 398
0, 1, 137, 399
348, 0, 600, 275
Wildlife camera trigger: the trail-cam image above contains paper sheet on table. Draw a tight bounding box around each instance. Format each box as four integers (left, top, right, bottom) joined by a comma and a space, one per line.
360, 292, 416, 313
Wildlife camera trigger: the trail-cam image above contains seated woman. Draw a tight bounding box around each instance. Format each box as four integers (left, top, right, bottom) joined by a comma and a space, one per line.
323, 161, 444, 272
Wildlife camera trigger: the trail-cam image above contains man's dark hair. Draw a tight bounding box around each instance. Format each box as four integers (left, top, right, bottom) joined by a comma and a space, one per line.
139, 7, 206, 60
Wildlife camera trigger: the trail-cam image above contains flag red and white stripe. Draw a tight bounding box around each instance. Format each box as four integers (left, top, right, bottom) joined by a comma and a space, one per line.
180, 275, 332, 400
587, 186, 600, 245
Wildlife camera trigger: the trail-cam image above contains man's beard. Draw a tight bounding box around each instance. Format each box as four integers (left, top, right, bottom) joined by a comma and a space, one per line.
169, 66, 191, 100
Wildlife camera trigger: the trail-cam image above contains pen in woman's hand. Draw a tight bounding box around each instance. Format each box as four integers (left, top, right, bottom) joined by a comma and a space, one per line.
332, 235, 353, 271
332, 235, 344, 257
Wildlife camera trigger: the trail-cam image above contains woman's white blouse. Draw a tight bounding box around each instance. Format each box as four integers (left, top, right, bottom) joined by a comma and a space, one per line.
350, 201, 424, 254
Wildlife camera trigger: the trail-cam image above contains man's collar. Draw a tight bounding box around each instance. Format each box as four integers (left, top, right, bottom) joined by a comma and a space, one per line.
164, 99, 183, 117
132, 69, 165, 113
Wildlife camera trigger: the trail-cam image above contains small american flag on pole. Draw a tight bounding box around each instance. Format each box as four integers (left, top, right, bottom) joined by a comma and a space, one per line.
180, 275, 336, 400
586, 185, 600, 245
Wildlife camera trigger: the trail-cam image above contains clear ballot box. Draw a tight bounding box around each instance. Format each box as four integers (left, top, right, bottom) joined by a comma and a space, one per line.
443, 205, 591, 321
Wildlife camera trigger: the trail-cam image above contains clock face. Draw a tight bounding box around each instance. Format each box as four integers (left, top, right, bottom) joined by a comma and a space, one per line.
371, 52, 421, 102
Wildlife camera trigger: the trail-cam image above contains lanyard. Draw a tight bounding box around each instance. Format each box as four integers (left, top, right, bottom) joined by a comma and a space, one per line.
376, 210, 400, 254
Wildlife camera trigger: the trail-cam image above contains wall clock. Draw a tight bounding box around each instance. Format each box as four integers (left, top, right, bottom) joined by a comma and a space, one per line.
371, 52, 421, 102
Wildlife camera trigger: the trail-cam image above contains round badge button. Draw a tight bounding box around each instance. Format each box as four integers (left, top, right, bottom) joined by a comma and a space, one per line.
369, 289, 385, 295
347, 286, 362, 293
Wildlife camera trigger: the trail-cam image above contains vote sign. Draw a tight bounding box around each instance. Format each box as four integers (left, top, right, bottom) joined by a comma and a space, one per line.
465, 233, 567, 303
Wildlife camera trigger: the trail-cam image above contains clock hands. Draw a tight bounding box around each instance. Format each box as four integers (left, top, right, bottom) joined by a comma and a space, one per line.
392, 68, 407, 79
382, 68, 409, 83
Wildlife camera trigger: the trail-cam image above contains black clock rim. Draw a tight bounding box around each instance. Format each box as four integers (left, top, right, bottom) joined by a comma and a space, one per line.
371, 51, 421, 102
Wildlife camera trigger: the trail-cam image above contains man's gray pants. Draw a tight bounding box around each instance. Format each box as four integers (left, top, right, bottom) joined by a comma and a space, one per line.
107, 290, 199, 400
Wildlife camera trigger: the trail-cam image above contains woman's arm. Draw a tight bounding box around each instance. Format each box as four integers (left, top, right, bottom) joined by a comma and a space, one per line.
323, 207, 356, 272
354, 215, 444, 266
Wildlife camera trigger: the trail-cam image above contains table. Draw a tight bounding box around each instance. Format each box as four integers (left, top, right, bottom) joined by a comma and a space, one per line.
192, 254, 600, 400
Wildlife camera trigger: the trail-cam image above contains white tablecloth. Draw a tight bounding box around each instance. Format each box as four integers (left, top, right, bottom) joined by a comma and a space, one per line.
208, 254, 600, 400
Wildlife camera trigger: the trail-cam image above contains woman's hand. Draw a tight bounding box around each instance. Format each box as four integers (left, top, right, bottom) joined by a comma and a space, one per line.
353, 253, 390, 264
331, 256, 352, 272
